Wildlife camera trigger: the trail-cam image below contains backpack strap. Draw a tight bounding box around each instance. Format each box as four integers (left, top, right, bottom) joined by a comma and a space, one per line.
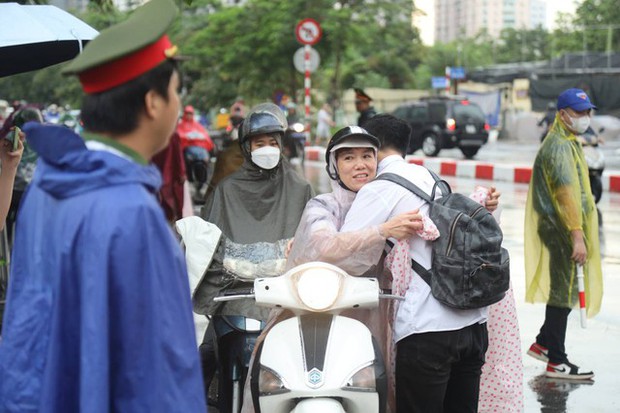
426, 170, 452, 199
374, 172, 434, 285
375, 172, 433, 202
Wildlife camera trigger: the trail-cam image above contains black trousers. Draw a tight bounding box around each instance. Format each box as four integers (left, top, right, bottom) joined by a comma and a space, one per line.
396, 323, 488, 413
536, 219, 576, 364
536, 305, 572, 363
199, 321, 218, 399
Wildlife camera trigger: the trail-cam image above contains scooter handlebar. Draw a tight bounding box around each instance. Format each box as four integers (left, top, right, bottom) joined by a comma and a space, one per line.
214, 288, 255, 302
379, 289, 405, 301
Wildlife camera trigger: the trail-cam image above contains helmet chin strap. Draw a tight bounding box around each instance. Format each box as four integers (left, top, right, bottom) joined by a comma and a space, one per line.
326, 166, 356, 192
336, 178, 355, 192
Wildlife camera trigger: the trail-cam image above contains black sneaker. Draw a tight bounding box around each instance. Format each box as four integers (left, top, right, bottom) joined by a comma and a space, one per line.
545, 361, 594, 380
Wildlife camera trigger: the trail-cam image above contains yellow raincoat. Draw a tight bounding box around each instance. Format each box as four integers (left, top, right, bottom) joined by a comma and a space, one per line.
524, 114, 603, 316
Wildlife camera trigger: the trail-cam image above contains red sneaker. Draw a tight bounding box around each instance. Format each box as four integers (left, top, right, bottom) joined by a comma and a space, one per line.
546, 361, 594, 380
527, 342, 549, 362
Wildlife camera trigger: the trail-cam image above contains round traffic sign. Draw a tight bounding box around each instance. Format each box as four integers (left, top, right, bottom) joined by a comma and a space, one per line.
295, 18, 322, 45
293, 46, 320, 73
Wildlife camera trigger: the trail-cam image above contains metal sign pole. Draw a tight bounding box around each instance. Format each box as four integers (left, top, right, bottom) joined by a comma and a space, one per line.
295, 18, 321, 142
304, 44, 311, 136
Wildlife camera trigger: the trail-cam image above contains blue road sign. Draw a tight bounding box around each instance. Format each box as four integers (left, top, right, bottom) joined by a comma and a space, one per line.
450, 66, 466, 80
432, 76, 448, 89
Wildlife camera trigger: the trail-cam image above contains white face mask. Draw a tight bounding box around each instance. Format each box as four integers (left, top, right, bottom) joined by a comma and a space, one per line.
251, 146, 281, 170
566, 113, 591, 134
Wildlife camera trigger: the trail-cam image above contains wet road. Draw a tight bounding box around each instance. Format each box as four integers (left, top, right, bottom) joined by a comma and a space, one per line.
301, 159, 620, 413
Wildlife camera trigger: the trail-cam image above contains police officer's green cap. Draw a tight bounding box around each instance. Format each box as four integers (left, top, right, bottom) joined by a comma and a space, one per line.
62, 0, 180, 94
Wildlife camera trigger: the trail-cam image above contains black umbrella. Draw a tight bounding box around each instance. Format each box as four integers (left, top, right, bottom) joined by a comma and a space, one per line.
0, 3, 98, 77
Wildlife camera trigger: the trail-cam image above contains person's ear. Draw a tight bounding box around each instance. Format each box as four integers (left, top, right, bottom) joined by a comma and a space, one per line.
558, 109, 566, 121
144, 90, 161, 120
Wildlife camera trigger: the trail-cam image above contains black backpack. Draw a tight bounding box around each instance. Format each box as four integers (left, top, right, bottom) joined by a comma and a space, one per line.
376, 171, 510, 310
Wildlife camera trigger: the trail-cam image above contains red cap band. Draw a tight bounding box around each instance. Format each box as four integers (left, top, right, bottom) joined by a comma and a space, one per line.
78, 35, 176, 94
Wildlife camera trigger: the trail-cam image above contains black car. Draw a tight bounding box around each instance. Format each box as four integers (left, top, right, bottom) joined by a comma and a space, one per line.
392, 97, 490, 159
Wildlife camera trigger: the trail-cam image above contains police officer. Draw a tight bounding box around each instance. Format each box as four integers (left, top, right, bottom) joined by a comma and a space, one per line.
0, 1, 206, 411
354, 88, 378, 127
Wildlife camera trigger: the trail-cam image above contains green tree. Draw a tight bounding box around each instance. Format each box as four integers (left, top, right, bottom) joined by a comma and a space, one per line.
178, 0, 423, 108
0, 0, 425, 110
414, 32, 495, 91
495, 27, 551, 63
574, 0, 620, 52
549, 0, 620, 56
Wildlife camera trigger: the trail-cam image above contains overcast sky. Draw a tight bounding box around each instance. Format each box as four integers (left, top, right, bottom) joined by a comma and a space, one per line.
415, 0, 579, 45
547, 0, 578, 29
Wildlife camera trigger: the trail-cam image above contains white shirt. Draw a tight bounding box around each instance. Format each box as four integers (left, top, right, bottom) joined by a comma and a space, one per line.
341, 155, 487, 342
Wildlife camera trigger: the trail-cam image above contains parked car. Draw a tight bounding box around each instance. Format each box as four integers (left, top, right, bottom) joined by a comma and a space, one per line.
392, 96, 490, 159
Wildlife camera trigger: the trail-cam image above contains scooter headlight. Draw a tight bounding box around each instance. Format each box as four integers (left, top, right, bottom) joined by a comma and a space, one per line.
292, 122, 305, 133
259, 365, 290, 396
342, 364, 376, 392
292, 267, 344, 311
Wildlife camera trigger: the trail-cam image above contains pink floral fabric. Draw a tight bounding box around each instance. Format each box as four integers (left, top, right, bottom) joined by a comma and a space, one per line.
478, 285, 524, 412
417, 214, 440, 241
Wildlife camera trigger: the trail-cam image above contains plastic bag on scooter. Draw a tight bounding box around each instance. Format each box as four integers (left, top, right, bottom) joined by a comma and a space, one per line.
192, 236, 289, 320
223, 239, 288, 281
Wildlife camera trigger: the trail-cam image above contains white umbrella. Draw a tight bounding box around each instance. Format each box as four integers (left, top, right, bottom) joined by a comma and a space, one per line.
0, 3, 99, 77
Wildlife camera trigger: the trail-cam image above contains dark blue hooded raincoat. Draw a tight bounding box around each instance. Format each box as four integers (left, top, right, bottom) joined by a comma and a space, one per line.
0, 124, 206, 413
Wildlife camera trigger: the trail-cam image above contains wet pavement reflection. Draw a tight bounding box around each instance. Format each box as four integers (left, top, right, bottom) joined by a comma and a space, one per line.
529, 375, 594, 413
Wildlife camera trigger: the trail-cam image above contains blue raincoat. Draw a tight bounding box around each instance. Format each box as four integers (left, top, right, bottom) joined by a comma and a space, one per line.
0, 124, 206, 412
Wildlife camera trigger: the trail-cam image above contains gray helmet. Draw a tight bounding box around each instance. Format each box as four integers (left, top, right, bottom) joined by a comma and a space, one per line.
239, 103, 287, 145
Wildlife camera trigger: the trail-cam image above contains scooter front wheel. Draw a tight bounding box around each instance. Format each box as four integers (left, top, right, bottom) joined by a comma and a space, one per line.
291, 398, 346, 413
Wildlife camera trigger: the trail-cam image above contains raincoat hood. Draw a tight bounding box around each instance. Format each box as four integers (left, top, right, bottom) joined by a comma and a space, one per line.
202, 157, 313, 244
329, 177, 357, 211
23, 122, 162, 199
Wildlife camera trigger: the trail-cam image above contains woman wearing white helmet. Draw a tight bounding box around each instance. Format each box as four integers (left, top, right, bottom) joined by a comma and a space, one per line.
240, 126, 434, 413
286, 125, 434, 272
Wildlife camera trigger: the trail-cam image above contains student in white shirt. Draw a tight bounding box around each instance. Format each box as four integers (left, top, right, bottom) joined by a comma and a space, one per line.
341, 114, 501, 413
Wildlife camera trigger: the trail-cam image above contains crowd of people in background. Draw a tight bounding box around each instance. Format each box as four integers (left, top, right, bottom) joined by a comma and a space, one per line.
0, 0, 604, 411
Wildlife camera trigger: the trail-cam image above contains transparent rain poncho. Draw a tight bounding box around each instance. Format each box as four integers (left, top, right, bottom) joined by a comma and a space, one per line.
286, 180, 387, 275
524, 114, 603, 316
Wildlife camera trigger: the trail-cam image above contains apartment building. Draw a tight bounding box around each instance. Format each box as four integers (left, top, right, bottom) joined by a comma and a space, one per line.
433, 0, 547, 43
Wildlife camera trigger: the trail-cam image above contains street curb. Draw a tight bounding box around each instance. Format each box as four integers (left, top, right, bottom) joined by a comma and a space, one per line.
305, 147, 620, 193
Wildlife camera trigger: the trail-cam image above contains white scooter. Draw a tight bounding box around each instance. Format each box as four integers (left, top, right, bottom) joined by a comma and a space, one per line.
215, 261, 396, 413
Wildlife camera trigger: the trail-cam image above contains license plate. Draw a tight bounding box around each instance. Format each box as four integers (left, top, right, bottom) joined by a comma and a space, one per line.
465, 125, 476, 134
